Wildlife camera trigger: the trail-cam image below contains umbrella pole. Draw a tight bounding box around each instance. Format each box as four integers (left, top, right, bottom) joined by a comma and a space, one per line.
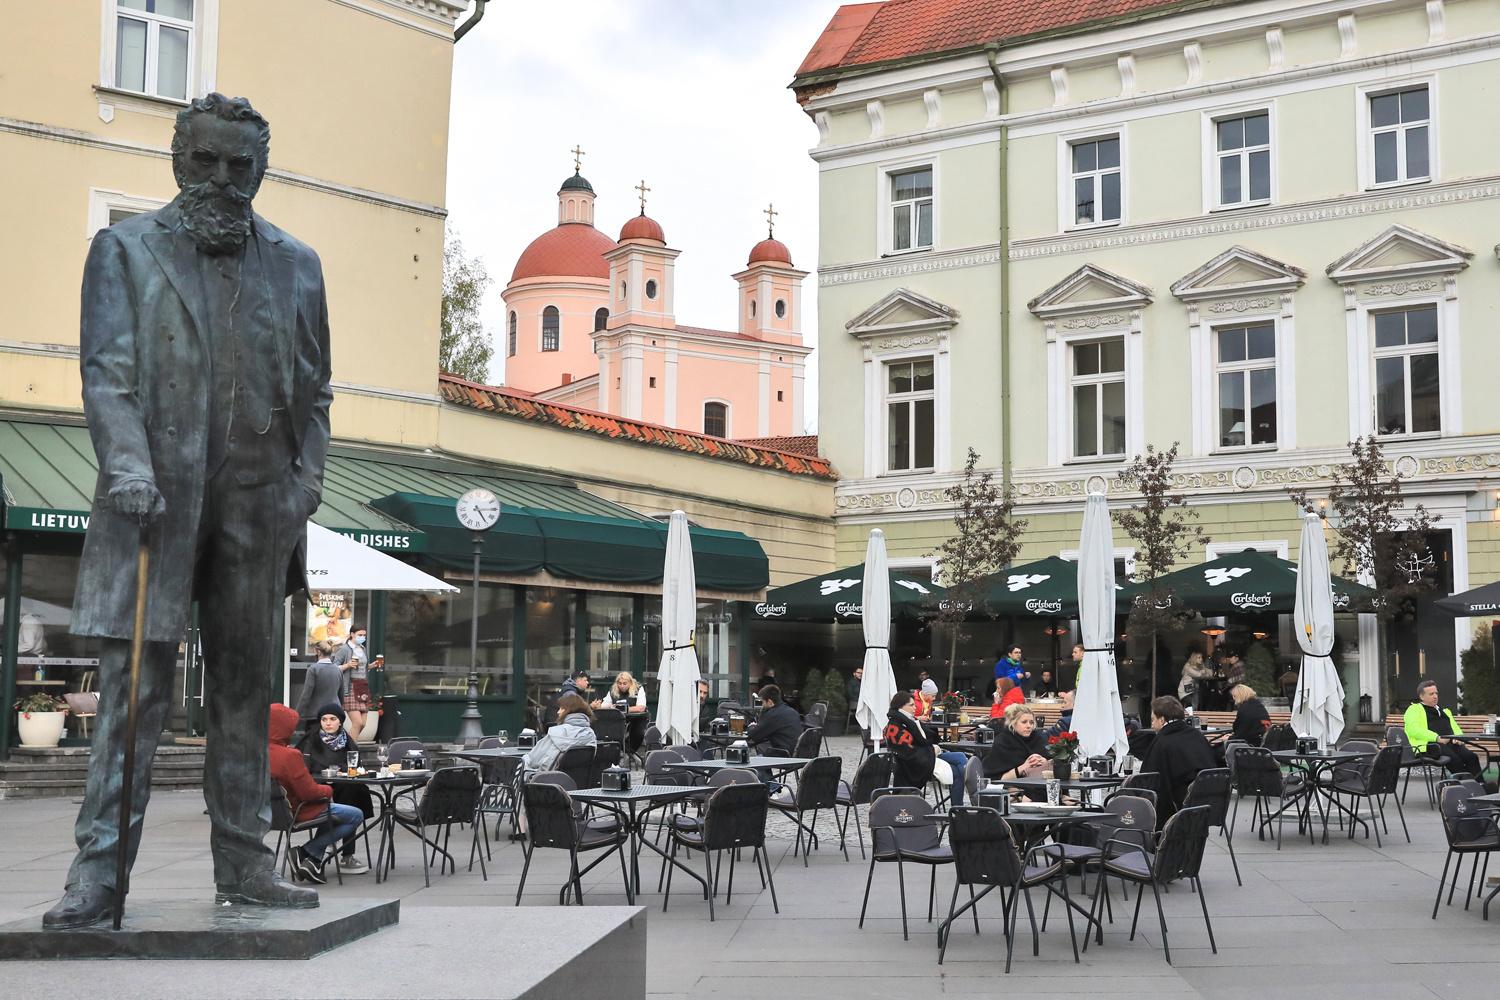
113, 539, 149, 930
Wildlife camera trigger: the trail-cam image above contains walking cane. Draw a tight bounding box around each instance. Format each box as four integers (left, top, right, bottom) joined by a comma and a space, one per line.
112, 536, 150, 930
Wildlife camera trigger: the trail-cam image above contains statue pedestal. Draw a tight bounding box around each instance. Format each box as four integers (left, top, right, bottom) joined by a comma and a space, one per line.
0, 898, 398, 960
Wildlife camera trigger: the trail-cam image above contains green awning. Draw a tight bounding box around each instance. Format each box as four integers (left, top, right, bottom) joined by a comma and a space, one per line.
536, 509, 666, 583
755, 563, 943, 622
1117, 550, 1378, 614
977, 556, 1082, 618
370, 491, 544, 575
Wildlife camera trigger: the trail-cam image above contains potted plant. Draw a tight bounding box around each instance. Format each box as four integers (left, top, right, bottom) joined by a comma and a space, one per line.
1046, 730, 1079, 780
15, 692, 68, 748
823, 672, 848, 738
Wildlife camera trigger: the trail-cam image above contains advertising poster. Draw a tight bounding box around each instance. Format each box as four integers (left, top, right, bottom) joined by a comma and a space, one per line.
307, 591, 354, 650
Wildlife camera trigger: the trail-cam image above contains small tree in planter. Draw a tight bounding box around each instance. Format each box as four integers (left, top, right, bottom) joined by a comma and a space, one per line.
821, 671, 849, 736
1459, 627, 1500, 715
801, 667, 825, 715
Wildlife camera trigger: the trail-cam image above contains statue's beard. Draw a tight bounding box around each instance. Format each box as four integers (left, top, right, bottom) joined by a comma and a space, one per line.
178, 181, 253, 255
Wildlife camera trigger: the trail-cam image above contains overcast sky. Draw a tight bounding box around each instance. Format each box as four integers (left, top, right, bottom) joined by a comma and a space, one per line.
446, 1, 837, 429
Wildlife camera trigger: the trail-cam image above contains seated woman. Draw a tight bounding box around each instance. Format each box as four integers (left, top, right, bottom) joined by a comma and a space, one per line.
989, 677, 1026, 718
268, 702, 361, 885
523, 694, 598, 776
912, 679, 939, 720
296, 703, 374, 874
1229, 684, 1270, 745
983, 704, 1050, 780
884, 691, 968, 808
600, 670, 649, 750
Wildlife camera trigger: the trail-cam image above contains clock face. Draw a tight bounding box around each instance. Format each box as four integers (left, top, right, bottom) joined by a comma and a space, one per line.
455, 488, 501, 531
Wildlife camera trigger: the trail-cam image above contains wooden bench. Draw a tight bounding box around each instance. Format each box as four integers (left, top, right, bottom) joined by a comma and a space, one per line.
1383, 713, 1492, 735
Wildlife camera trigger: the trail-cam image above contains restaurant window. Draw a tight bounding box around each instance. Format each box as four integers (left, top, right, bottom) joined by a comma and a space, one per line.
696, 598, 739, 694
1373, 304, 1441, 437
12, 554, 109, 700
524, 587, 575, 701
1213, 111, 1271, 208
111, 0, 195, 101
1368, 85, 1430, 186
703, 401, 727, 438
541, 306, 560, 352
584, 593, 635, 680
382, 583, 513, 697
1215, 322, 1277, 448
885, 358, 935, 472
888, 166, 933, 252
1069, 135, 1121, 226
1070, 338, 1126, 459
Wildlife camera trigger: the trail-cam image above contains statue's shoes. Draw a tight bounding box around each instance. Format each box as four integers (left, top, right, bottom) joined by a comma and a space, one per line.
42, 884, 117, 929
214, 871, 319, 909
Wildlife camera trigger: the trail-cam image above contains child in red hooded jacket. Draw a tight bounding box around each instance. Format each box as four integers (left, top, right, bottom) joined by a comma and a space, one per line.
268, 702, 363, 884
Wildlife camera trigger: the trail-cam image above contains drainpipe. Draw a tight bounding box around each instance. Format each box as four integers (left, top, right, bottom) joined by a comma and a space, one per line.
454, 0, 487, 42
985, 47, 1012, 495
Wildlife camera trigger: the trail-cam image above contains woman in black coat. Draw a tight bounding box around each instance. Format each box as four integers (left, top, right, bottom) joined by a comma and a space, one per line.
883, 692, 972, 807
983, 704, 1050, 780
297, 703, 375, 870
1230, 684, 1271, 745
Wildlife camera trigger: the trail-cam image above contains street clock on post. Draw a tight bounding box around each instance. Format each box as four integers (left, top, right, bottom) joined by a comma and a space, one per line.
456, 488, 501, 532
454, 487, 500, 744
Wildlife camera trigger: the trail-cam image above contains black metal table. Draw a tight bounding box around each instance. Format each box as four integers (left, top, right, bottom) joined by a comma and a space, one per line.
661, 756, 815, 779
325, 771, 431, 884
1270, 749, 1374, 844
939, 741, 991, 755
989, 775, 1123, 806
570, 784, 708, 896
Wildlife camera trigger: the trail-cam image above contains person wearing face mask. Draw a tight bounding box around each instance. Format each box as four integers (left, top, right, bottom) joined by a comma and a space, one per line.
333, 625, 371, 738
296, 703, 372, 874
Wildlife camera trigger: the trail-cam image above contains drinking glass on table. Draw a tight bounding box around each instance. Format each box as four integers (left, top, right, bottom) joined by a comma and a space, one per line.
498, 730, 510, 747
377, 744, 389, 770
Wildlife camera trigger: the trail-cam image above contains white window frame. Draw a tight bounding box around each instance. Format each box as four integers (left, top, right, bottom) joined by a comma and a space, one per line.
1058, 126, 1126, 232
1067, 337, 1128, 462
883, 355, 937, 474
876, 158, 938, 256
1060, 547, 1138, 582
540, 305, 561, 353
1202, 103, 1276, 213
1369, 302, 1443, 440
87, 188, 166, 238
701, 399, 731, 438
1204, 539, 1289, 561
99, 0, 218, 108
1356, 76, 1438, 191
1210, 318, 1280, 452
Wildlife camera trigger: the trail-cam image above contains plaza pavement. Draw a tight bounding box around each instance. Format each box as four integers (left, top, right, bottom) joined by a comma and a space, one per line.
0, 735, 1494, 999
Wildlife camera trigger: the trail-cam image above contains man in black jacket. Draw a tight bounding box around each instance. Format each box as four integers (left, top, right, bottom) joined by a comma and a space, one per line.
1141, 696, 1218, 821
745, 685, 801, 755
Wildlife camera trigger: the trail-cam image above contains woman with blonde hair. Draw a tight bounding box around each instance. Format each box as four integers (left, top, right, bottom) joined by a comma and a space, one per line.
982, 704, 1050, 780
1229, 683, 1270, 745
601, 670, 647, 713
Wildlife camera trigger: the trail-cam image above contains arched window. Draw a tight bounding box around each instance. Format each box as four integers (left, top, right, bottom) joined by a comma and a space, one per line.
594, 307, 609, 332
703, 401, 728, 438
507, 311, 518, 357
541, 306, 560, 352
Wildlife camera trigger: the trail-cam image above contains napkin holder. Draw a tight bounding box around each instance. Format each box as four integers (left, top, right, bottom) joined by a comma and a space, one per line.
1296, 736, 1318, 755
709, 717, 729, 735
725, 741, 751, 765
930, 707, 947, 725
403, 748, 426, 770
517, 730, 536, 749
977, 725, 995, 745
1087, 755, 1112, 774
601, 766, 631, 791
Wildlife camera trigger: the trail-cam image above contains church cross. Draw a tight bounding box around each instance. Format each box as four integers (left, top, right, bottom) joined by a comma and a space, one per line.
635, 179, 651, 214
763, 202, 778, 238
570, 144, 585, 173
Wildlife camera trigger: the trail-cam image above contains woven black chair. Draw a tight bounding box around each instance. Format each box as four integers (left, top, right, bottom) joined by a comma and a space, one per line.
937, 806, 1079, 972
586, 742, 622, 789
517, 780, 633, 906
791, 726, 823, 761
1387, 725, 1444, 806
858, 792, 953, 940
591, 708, 626, 749
837, 752, 895, 860
393, 765, 485, 886
1048, 791, 1157, 903
1328, 744, 1408, 847
772, 755, 845, 866
1261, 724, 1298, 752
471, 737, 521, 858
663, 782, 778, 921
1182, 768, 1238, 885
555, 745, 596, 789
1432, 783, 1500, 918
1231, 746, 1307, 849
269, 784, 344, 885
1084, 804, 1216, 965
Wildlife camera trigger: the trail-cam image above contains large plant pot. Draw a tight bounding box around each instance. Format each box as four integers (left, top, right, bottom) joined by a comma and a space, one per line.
17, 710, 66, 748
824, 713, 847, 738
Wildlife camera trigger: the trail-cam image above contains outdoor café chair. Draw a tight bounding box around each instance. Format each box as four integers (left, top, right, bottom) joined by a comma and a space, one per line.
1432, 783, 1500, 917
269, 783, 344, 886
587, 741, 622, 789
1328, 744, 1408, 847
791, 726, 823, 761
393, 765, 485, 886
591, 708, 626, 749
836, 752, 894, 860
1231, 746, 1306, 849
1084, 804, 1216, 965
858, 792, 953, 940
1387, 725, 1444, 806
554, 745, 596, 789
517, 780, 633, 907
1182, 769, 1238, 884
772, 755, 845, 865
937, 806, 1079, 973
663, 782, 778, 921
1261, 724, 1298, 752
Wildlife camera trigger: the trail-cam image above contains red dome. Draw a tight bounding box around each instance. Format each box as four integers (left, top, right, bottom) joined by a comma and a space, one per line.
748, 238, 792, 266
619, 213, 666, 243
510, 224, 617, 282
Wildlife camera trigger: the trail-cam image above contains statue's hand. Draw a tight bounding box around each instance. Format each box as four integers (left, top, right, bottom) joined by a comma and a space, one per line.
108, 479, 166, 524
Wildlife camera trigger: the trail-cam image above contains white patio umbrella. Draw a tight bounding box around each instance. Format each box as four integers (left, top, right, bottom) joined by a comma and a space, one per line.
1291, 512, 1345, 747
1072, 492, 1128, 766
857, 529, 899, 748
655, 510, 701, 747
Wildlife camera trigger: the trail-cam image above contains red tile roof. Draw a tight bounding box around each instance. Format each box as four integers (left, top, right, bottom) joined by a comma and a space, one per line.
438, 374, 837, 480
735, 435, 822, 458
510, 223, 617, 283
796, 0, 1205, 80
675, 324, 764, 343
748, 237, 794, 266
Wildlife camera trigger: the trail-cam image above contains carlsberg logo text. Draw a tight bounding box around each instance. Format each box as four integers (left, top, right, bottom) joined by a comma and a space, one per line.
835, 602, 863, 618
1025, 598, 1063, 614
755, 603, 787, 618
1231, 592, 1272, 609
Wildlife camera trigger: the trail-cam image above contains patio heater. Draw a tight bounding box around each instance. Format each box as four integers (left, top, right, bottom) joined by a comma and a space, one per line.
455, 487, 501, 745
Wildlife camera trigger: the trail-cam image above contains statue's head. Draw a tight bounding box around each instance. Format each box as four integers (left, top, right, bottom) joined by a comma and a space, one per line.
169, 94, 270, 254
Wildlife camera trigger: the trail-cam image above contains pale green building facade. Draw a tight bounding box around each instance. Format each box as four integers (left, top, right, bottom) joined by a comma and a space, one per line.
795, 0, 1500, 710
